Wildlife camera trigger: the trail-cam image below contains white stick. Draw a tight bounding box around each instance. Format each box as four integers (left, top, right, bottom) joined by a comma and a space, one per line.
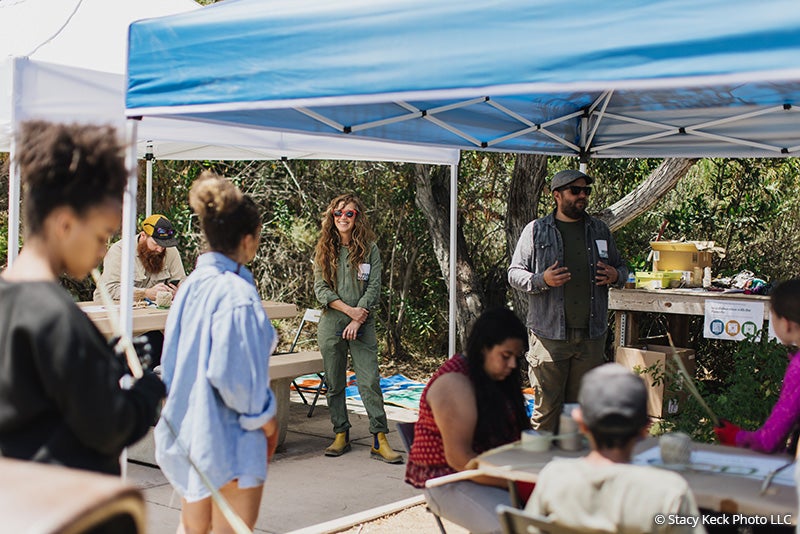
90, 268, 143, 378
160, 417, 252, 534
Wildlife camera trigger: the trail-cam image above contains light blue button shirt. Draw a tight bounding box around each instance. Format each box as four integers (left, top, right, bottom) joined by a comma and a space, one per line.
155, 252, 278, 501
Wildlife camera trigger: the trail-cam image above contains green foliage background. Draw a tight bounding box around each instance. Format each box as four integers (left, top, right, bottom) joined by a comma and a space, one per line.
2, 153, 799, 434
647, 333, 789, 443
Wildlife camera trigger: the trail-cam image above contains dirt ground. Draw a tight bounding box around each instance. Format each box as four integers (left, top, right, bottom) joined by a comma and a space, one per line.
336, 504, 468, 534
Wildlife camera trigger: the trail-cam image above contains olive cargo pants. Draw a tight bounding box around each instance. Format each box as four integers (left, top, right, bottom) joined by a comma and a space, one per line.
527, 329, 607, 433
318, 312, 388, 435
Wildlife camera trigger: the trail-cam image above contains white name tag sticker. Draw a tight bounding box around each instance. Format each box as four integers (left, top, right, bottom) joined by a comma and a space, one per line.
596, 239, 609, 259
358, 263, 371, 281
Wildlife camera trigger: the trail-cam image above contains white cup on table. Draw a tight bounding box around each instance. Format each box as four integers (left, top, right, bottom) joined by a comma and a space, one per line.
521, 430, 552, 452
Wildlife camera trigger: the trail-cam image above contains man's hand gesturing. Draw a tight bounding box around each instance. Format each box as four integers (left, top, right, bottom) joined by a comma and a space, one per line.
543, 261, 571, 288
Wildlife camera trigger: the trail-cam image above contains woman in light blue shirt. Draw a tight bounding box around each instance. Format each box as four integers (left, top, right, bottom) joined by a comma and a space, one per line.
155, 172, 278, 533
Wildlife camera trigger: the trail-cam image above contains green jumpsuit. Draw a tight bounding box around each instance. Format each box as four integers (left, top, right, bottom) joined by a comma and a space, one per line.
314, 243, 388, 434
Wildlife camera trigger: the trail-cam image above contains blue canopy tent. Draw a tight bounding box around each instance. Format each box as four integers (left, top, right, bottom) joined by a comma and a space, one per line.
126, 0, 800, 352
127, 0, 800, 159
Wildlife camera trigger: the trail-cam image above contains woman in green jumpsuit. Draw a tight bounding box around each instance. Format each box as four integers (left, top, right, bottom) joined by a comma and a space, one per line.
313, 194, 403, 464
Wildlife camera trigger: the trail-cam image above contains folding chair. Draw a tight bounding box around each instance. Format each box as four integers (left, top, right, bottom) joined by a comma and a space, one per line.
396, 421, 448, 534
396, 421, 416, 454
277, 308, 326, 417
496, 505, 586, 534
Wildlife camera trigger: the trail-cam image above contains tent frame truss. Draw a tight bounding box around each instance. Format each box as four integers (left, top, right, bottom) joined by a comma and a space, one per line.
296, 96, 583, 153
292, 93, 800, 157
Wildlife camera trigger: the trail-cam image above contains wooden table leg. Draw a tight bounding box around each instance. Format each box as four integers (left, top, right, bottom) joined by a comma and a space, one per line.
270, 377, 291, 449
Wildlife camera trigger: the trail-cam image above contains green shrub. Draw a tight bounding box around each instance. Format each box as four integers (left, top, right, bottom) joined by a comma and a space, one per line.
652, 332, 788, 443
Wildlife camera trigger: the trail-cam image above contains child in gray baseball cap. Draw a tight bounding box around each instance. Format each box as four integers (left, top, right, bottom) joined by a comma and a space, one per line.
525, 363, 705, 533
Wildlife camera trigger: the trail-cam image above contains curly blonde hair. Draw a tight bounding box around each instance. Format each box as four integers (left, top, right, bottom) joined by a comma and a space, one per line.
314, 194, 375, 286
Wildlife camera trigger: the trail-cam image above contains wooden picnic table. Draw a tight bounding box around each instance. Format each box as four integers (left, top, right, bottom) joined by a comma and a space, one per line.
78, 300, 298, 337
476, 437, 796, 521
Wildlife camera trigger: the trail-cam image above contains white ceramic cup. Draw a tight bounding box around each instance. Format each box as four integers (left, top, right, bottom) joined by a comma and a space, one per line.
659, 432, 693, 465
521, 430, 552, 452
156, 290, 173, 308
557, 404, 583, 451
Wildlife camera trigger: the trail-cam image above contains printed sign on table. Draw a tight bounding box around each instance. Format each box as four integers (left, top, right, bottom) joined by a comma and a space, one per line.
703, 299, 764, 341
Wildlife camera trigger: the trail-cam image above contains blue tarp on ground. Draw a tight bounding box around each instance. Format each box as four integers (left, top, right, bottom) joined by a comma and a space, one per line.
346, 374, 425, 411
295, 372, 536, 417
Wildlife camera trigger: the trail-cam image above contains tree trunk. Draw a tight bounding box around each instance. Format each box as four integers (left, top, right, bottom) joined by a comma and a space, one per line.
393, 245, 419, 357
385, 206, 406, 360
414, 164, 484, 352
504, 154, 549, 321
594, 158, 698, 231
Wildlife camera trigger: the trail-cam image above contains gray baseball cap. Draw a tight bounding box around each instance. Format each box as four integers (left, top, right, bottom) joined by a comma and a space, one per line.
551, 169, 595, 190
579, 363, 648, 433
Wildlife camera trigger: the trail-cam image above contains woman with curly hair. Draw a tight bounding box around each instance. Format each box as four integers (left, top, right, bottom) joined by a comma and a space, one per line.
313, 194, 402, 464
0, 121, 165, 475
405, 307, 531, 534
156, 171, 279, 533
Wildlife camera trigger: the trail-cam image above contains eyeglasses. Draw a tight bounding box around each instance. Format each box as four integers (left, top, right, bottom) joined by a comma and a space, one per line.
560, 185, 592, 196
333, 209, 358, 218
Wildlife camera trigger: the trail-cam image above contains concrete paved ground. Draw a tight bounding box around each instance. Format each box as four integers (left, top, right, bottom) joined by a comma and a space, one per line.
127, 395, 438, 533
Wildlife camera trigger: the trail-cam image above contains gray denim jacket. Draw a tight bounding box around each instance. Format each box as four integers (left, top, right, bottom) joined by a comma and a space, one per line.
508, 211, 628, 340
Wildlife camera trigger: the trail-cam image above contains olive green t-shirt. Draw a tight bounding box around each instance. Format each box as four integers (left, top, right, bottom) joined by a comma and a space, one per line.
555, 219, 590, 329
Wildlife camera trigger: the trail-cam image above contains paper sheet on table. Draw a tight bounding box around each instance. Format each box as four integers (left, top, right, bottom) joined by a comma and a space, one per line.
634, 446, 796, 487
80, 305, 106, 313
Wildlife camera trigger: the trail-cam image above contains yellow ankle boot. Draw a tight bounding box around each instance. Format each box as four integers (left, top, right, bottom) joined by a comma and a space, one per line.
371, 432, 404, 464
324, 430, 351, 457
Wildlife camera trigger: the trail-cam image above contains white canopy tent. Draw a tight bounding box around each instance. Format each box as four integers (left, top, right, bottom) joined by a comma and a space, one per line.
1, 0, 458, 338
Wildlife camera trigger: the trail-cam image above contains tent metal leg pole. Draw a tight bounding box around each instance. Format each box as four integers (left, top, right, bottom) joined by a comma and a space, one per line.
145, 142, 153, 217
8, 138, 19, 267
579, 115, 588, 173
7, 60, 21, 267
120, 120, 139, 340
448, 162, 458, 357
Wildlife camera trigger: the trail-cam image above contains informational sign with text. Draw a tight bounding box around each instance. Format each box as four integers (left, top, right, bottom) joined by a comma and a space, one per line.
703, 299, 765, 341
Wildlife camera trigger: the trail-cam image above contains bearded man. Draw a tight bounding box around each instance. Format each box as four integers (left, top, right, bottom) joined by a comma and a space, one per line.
94, 214, 186, 304
508, 170, 628, 433
94, 214, 186, 368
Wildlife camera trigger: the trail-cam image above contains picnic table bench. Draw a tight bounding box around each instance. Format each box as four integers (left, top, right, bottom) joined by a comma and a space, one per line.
123, 306, 324, 465
266, 350, 325, 448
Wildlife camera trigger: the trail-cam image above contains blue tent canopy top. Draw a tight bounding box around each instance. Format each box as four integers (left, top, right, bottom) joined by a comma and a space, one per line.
126, 0, 800, 158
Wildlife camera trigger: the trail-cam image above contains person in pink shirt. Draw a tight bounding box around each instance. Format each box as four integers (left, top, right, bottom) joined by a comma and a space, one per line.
715, 279, 800, 452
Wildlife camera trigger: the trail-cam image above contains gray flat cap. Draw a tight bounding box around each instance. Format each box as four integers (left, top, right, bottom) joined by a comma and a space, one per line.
551, 169, 595, 190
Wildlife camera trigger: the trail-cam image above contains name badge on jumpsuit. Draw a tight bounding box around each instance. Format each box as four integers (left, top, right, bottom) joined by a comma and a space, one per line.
358, 263, 371, 281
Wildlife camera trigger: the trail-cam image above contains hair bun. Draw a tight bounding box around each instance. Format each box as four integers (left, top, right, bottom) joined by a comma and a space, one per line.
189, 171, 242, 219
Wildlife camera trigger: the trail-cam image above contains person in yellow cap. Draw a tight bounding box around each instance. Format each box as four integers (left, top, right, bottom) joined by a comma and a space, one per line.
93, 213, 186, 303
94, 214, 187, 367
